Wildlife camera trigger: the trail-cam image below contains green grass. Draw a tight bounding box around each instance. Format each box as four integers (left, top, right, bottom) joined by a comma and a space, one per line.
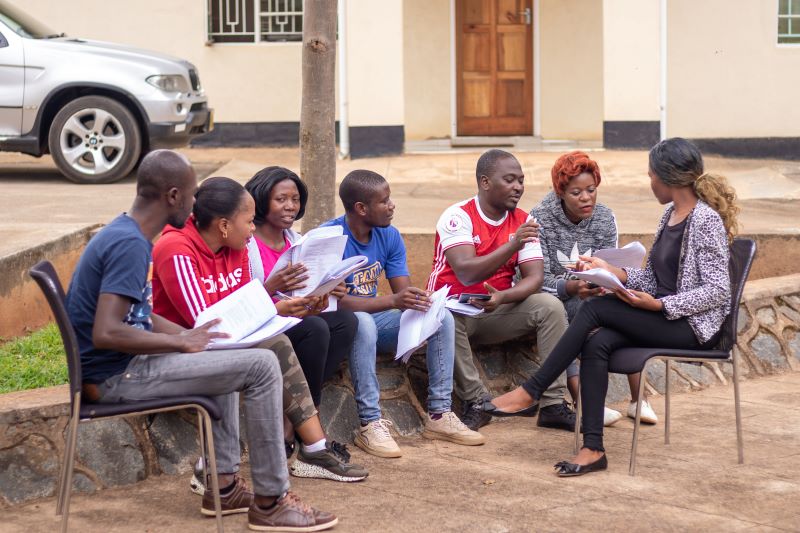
0, 323, 68, 394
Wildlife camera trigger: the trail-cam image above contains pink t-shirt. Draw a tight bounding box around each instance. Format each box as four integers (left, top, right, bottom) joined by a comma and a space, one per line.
255, 234, 292, 273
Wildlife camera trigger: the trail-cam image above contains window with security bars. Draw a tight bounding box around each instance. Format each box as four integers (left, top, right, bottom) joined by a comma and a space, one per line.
778, 0, 800, 44
207, 0, 303, 44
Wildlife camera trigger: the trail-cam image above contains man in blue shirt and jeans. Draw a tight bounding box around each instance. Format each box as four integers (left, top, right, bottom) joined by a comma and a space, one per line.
323, 170, 485, 458
65, 149, 336, 531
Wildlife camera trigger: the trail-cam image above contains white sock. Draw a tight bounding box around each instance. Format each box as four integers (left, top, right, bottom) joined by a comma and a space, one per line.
302, 438, 327, 453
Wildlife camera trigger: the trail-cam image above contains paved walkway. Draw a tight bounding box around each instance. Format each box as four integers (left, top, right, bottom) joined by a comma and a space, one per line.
5, 371, 799, 532
2, 148, 800, 257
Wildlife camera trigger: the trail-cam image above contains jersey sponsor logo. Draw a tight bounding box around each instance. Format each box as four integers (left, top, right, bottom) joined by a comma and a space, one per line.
444, 214, 463, 233
347, 261, 382, 297
201, 268, 244, 294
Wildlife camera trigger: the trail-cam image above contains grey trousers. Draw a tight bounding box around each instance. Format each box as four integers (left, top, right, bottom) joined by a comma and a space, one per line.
453, 292, 569, 408
97, 347, 289, 497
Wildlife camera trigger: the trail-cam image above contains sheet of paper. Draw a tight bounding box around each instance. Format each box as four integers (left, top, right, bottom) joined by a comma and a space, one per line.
193, 280, 277, 341
570, 268, 628, 292
266, 226, 346, 285
291, 235, 349, 296
593, 241, 646, 269
306, 255, 368, 297
395, 285, 450, 363
207, 315, 301, 350
445, 298, 484, 316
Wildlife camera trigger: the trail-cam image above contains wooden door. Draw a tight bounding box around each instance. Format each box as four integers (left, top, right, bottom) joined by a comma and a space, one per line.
457, 0, 533, 136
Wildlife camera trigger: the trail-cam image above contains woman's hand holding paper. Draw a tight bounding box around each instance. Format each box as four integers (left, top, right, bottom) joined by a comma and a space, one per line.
265, 262, 309, 295
613, 288, 663, 311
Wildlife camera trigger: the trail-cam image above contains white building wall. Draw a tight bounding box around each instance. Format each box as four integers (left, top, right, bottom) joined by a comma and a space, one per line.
669, 0, 800, 138
602, 0, 660, 122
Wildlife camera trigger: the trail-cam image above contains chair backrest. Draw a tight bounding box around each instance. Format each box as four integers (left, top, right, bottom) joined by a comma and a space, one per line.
717, 238, 757, 352
28, 261, 83, 404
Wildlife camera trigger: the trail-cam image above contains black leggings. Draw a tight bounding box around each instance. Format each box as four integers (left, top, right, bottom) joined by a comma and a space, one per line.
522, 295, 708, 452
285, 310, 358, 406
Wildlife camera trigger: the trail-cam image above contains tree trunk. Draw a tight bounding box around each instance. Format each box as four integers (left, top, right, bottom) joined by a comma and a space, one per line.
300, 0, 338, 233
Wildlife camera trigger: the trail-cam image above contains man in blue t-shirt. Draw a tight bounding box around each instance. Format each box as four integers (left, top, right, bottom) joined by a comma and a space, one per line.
322, 170, 485, 458
65, 150, 335, 530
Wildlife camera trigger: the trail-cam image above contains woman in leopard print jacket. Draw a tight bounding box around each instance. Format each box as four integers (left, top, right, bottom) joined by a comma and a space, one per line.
483, 137, 739, 476
624, 199, 730, 344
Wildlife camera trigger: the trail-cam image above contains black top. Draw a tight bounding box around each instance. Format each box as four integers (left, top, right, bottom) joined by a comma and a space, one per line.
652, 217, 687, 298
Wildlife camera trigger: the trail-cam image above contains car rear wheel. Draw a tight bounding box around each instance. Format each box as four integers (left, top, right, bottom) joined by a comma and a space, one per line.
48, 96, 141, 184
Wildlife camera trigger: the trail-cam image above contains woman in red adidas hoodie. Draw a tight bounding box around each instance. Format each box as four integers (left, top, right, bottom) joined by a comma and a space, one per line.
152, 177, 367, 483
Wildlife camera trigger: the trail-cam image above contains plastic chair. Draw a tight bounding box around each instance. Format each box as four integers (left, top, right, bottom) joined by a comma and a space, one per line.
29, 261, 225, 532
573, 238, 756, 475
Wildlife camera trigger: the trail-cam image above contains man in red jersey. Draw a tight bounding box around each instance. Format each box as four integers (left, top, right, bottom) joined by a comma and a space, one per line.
428, 149, 573, 432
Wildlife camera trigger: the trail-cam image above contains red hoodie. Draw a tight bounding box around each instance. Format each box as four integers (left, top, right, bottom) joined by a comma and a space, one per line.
152, 215, 251, 328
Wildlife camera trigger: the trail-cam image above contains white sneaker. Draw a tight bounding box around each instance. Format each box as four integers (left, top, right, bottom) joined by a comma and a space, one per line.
628, 399, 658, 425
604, 407, 624, 427
354, 419, 402, 458
422, 411, 486, 446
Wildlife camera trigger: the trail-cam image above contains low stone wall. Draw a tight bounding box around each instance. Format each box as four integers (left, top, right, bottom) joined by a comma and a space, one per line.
0, 226, 100, 341
3, 227, 799, 340
2, 273, 799, 508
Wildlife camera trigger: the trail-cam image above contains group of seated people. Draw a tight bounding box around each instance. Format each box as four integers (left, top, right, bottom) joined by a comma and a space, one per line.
65, 136, 738, 530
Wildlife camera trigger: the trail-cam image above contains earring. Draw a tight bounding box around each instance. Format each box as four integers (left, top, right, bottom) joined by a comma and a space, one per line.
222, 231, 228, 239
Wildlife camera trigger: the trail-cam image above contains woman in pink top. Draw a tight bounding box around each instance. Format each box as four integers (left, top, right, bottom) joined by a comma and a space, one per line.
245, 167, 358, 408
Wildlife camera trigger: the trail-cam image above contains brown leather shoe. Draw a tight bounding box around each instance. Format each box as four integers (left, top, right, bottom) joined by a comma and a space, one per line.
200, 475, 254, 516
248, 491, 338, 532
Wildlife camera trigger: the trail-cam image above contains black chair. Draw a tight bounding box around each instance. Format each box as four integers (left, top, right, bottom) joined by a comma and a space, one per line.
29, 261, 225, 532
573, 238, 756, 475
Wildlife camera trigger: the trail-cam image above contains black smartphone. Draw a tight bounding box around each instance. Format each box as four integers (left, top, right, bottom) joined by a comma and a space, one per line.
458, 293, 492, 303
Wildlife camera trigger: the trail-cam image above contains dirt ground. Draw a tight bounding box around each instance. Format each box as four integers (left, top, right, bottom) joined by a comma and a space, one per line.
4, 372, 799, 532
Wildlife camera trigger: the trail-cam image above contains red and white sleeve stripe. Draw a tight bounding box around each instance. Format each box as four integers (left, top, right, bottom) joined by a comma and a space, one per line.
172, 255, 207, 320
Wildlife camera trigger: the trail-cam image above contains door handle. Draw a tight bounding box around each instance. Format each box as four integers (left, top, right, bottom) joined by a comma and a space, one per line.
520, 8, 531, 25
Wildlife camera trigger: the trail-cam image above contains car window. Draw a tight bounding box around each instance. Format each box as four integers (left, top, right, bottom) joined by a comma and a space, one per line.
0, 1, 58, 39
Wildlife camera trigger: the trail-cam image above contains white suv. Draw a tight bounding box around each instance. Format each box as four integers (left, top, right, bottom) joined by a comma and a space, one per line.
0, 1, 212, 184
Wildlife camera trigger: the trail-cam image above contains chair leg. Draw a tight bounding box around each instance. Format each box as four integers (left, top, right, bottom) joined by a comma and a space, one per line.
55, 411, 76, 515
573, 388, 581, 455
732, 352, 744, 464
629, 366, 648, 476
664, 359, 671, 445
197, 412, 207, 495
60, 396, 82, 532
201, 410, 224, 533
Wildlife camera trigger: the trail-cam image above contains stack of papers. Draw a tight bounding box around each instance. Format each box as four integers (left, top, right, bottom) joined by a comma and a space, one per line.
569, 268, 628, 292
395, 285, 451, 363
593, 242, 646, 269
267, 226, 366, 296
195, 280, 301, 350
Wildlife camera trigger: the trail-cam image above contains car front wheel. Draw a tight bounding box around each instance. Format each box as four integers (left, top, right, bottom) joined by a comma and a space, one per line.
48, 96, 141, 184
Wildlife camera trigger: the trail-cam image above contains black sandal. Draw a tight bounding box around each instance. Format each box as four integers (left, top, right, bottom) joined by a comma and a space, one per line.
554, 454, 608, 477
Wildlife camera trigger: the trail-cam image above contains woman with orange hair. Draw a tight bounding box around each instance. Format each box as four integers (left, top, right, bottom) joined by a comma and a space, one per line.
529, 151, 656, 427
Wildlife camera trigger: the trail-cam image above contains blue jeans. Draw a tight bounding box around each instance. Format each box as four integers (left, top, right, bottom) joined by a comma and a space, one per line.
349, 309, 456, 423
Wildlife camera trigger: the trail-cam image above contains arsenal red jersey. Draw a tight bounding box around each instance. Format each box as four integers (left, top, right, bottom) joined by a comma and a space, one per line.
427, 197, 542, 295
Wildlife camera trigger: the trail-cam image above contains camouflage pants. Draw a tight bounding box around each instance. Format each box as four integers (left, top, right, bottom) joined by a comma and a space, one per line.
258, 334, 318, 427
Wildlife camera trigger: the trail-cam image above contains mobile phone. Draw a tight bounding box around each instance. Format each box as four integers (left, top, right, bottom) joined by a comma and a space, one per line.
458, 293, 492, 303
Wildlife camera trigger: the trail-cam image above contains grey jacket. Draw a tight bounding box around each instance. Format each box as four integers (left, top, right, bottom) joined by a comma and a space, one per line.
530, 191, 618, 300
624, 200, 731, 344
